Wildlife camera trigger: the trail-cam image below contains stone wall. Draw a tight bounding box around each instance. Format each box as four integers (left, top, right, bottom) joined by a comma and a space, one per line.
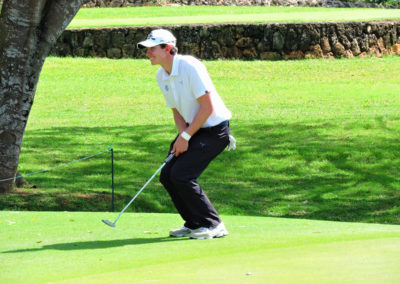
51, 21, 400, 60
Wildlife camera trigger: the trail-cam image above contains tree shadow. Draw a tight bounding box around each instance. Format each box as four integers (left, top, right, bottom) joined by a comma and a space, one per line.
204, 120, 400, 223
1, 120, 399, 224
2, 236, 189, 254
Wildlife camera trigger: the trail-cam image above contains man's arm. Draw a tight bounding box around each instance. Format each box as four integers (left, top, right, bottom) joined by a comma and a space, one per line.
172, 108, 187, 135
171, 92, 213, 156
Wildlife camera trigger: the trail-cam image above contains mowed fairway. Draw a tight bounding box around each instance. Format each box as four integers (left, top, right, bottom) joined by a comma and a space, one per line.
0, 211, 399, 283
68, 6, 400, 28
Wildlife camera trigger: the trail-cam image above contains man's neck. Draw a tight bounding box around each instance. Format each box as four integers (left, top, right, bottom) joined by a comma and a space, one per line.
161, 54, 174, 75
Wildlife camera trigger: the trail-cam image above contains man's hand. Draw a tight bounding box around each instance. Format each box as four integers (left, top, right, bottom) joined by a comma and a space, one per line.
172, 136, 189, 157
170, 92, 213, 157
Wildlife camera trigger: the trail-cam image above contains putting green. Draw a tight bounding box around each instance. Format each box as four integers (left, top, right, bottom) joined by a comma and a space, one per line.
1, 211, 399, 283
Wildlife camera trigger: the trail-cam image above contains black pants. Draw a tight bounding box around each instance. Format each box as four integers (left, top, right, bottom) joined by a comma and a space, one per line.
160, 121, 230, 229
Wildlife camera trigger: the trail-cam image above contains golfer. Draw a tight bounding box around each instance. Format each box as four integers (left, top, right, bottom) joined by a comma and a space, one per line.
138, 29, 235, 239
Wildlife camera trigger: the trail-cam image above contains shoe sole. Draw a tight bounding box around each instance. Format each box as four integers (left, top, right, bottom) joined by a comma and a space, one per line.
170, 233, 191, 237
190, 230, 228, 240
190, 235, 213, 240
216, 231, 228, 238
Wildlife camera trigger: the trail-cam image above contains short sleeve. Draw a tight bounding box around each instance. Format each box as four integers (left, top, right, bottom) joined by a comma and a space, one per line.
187, 59, 214, 99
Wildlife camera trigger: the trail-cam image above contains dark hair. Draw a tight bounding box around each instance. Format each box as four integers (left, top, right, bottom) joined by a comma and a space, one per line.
160, 44, 178, 55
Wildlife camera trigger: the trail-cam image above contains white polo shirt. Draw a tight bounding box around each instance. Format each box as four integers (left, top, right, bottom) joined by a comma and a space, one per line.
156, 54, 232, 128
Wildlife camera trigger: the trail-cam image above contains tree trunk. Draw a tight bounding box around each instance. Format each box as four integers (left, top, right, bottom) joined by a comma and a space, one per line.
15, 171, 29, 187
0, 0, 84, 193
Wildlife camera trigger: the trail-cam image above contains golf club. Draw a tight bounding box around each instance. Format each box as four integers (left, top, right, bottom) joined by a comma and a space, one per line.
102, 153, 175, 228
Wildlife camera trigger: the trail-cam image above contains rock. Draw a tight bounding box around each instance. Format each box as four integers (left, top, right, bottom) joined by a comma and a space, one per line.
73, 47, 86, 57
111, 31, 126, 47
359, 52, 368, 58
218, 29, 235, 46
210, 41, 223, 58
393, 44, 400, 55
107, 48, 122, 58
260, 51, 281, 60
93, 30, 110, 49
243, 47, 257, 59
256, 42, 266, 52
300, 29, 312, 51
285, 28, 299, 51
320, 37, 331, 53
332, 42, 346, 57
232, 46, 241, 59
340, 35, 351, 49
53, 43, 71, 57
359, 35, 369, 52
368, 46, 382, 57
285, 50, 304, 59
305, 44, 323, 58
83, 35, 94, 48
110, 0, 124, 7
351, 39, 361, 56
122, 44, 135, 57
235, 37, 253, 48
377, 37, 386, 53
273, 31, 285, 51
199, 28, 210, 38
344, 50, 354, 58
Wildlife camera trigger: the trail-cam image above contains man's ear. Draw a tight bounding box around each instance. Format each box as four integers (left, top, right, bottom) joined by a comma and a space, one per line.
165, 45, 172, 52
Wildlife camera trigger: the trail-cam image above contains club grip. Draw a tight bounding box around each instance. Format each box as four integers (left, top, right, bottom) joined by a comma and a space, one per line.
165, 153, 175, 164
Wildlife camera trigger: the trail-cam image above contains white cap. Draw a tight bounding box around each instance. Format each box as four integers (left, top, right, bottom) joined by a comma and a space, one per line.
137, 29, 176, 49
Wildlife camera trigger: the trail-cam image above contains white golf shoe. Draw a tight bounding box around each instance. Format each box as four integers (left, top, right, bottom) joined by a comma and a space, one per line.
189, 222, 229, 240
169, 226, 192, 237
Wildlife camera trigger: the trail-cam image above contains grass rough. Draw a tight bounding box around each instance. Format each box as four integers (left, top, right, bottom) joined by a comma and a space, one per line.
1, 57, 399, 224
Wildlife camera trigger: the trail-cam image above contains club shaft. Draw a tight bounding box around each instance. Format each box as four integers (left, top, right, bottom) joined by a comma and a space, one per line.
112, 160, 169, 224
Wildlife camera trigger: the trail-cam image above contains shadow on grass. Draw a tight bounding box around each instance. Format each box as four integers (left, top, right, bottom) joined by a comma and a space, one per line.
2, 237, 189, 254
217, 120, 400, 224
1, 121, 399, 224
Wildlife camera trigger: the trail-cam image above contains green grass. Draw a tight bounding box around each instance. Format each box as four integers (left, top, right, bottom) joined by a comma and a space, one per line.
1, 56, 400, 224
1, 211, 399, 283
68, 6, 400, 28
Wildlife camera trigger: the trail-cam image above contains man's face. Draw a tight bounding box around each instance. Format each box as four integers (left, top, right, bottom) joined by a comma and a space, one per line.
146, 45, 168, 65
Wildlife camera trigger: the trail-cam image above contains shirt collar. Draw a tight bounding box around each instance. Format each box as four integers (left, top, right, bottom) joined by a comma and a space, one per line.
170, 54, 180, 77
160, 55, 180, 80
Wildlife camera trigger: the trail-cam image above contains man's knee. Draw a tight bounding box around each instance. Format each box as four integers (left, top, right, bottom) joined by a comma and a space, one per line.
169, 166, 193, 187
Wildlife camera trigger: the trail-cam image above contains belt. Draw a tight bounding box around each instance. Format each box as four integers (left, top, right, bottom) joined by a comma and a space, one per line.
212, 120, 229, 128
202, 120, 229, 131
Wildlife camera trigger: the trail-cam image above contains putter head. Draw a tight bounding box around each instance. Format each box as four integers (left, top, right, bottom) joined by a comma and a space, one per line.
102, 219, 116, 228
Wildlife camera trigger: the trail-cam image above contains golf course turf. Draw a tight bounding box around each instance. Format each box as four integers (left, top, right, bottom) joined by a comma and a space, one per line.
6, 57, 399, 224
2, 6, 400, 283
1, 211, 399, 283
68, 6, 400, 28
